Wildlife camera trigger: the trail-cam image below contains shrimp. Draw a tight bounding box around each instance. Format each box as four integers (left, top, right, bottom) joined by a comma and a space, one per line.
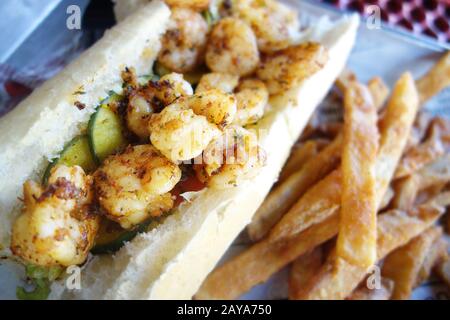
257, 42, 329, 95
126, 93, 155, 140
149, 102, 221, 162
152, 73, 193, 106
187, 89, 237, 128
194, 125, 266, 188
126, 73, 193, 139
196, 72, 239, 94
94, 145, 181, 229
231, 0, 300, 53
205, 17, 259, 76
11, 165, 99, 267
164, 0, 210, 10
233, 79, 268, 126
158, 8, 209, 73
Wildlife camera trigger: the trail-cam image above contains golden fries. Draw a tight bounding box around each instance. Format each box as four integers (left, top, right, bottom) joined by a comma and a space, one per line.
379, 186, 394, 210
375, 73, 419, 204
267, 170, 341, 242
382, 226, 442, 300
278, 139, 325, 183
270, 73, 419, 242
288, 247, 324, 299
416, 52, 450, 105
347, 278, 394, 300
337, 83, 379, 268
247, 136, 342, 241
296, 204, 444, 300
195, 214, 340, 299
368, 77, 390, 111
415, 238, 447, 286
335, 68, 357, 94
436, 258, 450, 288
395, 119, 447, 179
392, 155, 450, 210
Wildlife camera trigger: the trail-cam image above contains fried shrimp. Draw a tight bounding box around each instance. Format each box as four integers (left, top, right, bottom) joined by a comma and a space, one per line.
257, 42, 329, 95
233, 79, 268, 126
187, 89, 237, 128
205, 17, 259, 76
127, 93, 155, 140
195, 125, 266, 188
158, 8, 209, 73
152, 73, 193, 106
11, 165, 99, 267
196, 72, 239, 94
94, 145, 181, 229
164, 0, 210, 10
149, 102, 221, 162
231, 0, 300, 53
126, 73, 193, 139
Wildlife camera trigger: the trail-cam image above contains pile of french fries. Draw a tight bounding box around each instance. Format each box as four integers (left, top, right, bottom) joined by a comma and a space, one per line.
196, 52, 450, 300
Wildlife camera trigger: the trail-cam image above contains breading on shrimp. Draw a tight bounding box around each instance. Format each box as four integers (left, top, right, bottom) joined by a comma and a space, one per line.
196, 72, 239, 94
158, 8, 209, 73
164, 0, 210, 10
205, 17, 259, 76
257, 42, 329, 95
195, 125, 266, 188
152, 73, 193, 106
126, 73, 193, 139
233, 79, 268, 126
149, 102, 221, 162
94, 145, 181, 229
231, 0, 300, 53
187, 89, 237, 128
11, 165, 99, 267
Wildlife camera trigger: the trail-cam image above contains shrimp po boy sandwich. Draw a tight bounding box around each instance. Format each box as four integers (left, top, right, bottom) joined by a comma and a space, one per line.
0, 0, 358, 299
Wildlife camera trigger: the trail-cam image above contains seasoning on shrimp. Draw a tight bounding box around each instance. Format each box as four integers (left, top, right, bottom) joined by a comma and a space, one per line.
205, 17, 260, 76
257, 42, 329, 95
11, 165, 99, 267
94, 145, 181, 229
158, 8, 209, 73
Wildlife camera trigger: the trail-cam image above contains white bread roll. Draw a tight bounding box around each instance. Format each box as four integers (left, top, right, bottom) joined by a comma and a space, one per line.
51, 15, 359, 300
0, 1, 171, 251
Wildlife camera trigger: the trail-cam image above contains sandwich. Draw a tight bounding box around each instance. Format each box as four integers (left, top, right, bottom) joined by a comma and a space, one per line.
0, 0, 358, 299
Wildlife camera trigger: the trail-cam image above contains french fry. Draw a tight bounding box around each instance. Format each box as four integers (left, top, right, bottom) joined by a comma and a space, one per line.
347, 278, 394, 300
392, 175, 420, 210
435, 258, 450, 288
382, 226, 443, 300
368, 77, 390, 111
416, 51, 450, 105
392, 155, 450, 210
375, 73, 419, 204
335, 68, 357, 94
405, 112, 433, 150
195, 214, 340, 300
270, 73, 419, 242
415, 238, 447, 286
247, 136, 342, 242
288, 247, 324, 299
337, 83, 379, 268
429, 191, 450, 207
267, 170, 341, 242
278, 139, 325, 183
296, 204, 444, 300
395, 119, 447, 179
379, 186, 394, 210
